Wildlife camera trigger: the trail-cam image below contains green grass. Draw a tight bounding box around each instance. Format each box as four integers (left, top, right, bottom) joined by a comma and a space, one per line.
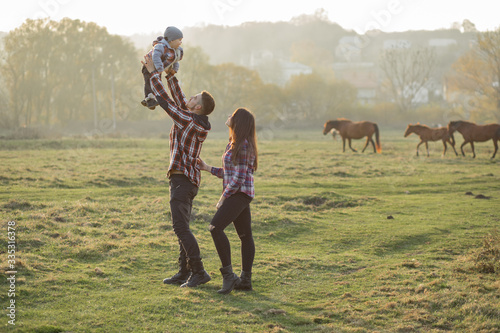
1, 130, 499, 332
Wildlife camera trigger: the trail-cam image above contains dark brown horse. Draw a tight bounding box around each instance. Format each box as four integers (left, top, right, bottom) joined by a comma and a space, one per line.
404, 124, 458, 157
447, 120, 500, 158
323, 118, 381, 153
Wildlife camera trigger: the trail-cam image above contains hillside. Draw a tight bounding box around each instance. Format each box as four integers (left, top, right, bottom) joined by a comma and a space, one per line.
126, 17, 477, 90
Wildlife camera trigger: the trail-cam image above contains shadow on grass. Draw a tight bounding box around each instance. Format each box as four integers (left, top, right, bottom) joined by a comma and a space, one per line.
198, 285, 321, 331
372, 229, 451, 256
230, 291, 319, 330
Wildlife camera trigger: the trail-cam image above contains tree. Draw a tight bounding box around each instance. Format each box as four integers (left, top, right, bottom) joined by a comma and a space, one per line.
0, 46, 13, 128
0, 83, 12, 129
204, 62, 265, 121
0, 18, 140, 130
462, 19, 477, 33
284, 72, 357, 122
290, 40, 335, 75
379, 46, 436, 113
176, 46, 211, 94
448, 29, 500, 121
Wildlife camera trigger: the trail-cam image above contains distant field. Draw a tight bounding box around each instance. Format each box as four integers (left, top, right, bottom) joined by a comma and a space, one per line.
0, 130, 499, 332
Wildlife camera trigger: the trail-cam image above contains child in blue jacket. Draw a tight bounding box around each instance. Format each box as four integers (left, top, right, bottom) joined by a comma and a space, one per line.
141, 26, 184, 110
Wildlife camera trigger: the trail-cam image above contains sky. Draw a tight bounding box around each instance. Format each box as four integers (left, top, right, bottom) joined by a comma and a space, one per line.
0, 0, 498, 36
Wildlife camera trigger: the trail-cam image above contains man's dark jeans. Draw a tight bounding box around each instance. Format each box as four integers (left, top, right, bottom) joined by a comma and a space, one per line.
169, 174, 201, 261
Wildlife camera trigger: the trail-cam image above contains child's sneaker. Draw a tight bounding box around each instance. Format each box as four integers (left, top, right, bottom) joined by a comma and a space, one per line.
146, 98, 159, 110
141, 93, 157, 110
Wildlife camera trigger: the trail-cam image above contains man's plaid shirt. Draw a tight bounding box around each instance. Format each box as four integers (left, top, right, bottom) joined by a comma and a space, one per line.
210, 139, 255, 199
150, 71, 211, 187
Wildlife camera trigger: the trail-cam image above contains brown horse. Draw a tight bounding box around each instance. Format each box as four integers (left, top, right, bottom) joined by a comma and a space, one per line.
323, 118, 381, 153
404, 124, 458, 157
448, 120, 500, 159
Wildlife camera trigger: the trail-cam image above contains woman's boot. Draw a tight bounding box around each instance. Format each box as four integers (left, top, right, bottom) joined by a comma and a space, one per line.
217, 265, 240, 294
234, 271, 252, 291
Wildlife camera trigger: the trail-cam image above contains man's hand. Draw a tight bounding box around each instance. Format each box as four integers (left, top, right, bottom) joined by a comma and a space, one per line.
141, 54, 156, 73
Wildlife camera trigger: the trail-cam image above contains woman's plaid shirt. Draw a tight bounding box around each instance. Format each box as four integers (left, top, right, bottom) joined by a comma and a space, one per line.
210, 140, 255, 198
150, 71, 211, 187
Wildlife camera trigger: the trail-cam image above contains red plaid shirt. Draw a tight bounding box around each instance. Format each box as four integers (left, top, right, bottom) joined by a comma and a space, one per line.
211, 139, 255, 198
150, 71, 211, 187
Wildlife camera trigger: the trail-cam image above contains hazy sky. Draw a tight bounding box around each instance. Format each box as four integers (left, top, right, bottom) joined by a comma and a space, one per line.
1, 0, 498, 35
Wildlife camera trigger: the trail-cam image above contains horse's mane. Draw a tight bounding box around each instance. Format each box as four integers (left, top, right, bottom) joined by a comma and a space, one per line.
410, 123, 430, 129
336, 118, 352, 122
326, 118, 353, 124
449, 120, 476, 131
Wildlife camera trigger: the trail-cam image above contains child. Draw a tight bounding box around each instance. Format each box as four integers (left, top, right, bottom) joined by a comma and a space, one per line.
141, 26, 184, 110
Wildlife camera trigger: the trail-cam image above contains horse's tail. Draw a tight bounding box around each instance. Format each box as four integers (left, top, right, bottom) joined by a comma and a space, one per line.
449, 132, 456, 146
374, 123, 382, 153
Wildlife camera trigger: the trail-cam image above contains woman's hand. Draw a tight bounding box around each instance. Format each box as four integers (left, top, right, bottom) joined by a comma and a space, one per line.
216, 195, 225, 209
197, 158, 210, 172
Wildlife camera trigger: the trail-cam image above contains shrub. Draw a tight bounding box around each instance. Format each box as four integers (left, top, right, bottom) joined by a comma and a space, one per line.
471, 229, 500, 274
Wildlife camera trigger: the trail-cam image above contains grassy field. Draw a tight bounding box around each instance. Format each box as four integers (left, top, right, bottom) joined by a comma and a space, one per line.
0, 130, 499, 332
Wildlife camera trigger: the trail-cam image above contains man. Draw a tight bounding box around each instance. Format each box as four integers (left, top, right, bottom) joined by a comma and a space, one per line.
142, 53, 215, 288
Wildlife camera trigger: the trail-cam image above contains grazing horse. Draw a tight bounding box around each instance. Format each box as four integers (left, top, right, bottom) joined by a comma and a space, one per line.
447, 120, 500, 159
323, 118, 382, 153
404, 123, 458, 157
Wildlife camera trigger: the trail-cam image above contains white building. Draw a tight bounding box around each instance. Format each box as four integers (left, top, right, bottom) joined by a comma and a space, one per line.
280, 61, 313, 84
383, 39, 411, 49
428, 38, 457, 47
332, 62, 379, 104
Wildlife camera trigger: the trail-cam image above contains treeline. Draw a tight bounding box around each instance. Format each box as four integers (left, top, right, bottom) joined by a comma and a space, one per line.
0, 19, 140, 132
0, 16, 499, 138
0, 18, 362, 135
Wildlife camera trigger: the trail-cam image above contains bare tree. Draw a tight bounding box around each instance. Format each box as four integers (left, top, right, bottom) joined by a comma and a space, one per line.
448, 29, 500, 121
379, 46, 437, 113
0, 84, 13, 129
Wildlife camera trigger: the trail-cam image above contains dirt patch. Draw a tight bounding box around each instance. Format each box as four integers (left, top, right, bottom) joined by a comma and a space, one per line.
302, 196, 328, 206
2, 199, 46, 211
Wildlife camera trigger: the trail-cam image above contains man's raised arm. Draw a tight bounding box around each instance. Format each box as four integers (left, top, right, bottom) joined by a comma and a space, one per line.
142, 55, 191, 127
166, 74, 188, 110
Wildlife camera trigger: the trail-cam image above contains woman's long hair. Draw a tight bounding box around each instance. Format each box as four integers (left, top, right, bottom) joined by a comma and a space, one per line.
229, 108, 258, 171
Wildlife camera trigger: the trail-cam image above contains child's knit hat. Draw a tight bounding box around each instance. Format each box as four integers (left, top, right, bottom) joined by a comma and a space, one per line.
164, 26, 183, 41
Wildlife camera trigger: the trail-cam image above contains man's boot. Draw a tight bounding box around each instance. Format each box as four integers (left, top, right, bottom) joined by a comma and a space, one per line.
217, 265, 240, 295
180, 258, 211, 288
163, 256, 190, 285
234, 271, 252, 291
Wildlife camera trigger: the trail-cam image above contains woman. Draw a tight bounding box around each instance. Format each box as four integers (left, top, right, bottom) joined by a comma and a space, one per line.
198, 108, 258, 294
